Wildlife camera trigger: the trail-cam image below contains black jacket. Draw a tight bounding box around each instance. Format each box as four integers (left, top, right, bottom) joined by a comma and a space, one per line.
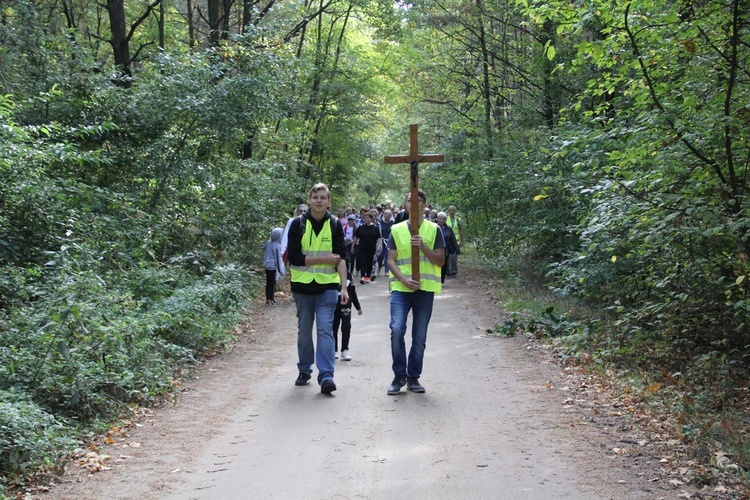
287, 211, 347, 295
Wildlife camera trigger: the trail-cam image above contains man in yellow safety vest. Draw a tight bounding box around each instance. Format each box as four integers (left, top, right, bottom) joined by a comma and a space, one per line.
287, 183, 349, 394
386, 189, 445, 395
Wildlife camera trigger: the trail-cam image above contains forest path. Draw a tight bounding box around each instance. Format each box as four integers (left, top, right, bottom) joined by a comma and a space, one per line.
42, 267, 682, 499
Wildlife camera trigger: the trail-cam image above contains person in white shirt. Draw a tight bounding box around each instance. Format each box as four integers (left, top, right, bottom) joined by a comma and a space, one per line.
280, 203, 308, 264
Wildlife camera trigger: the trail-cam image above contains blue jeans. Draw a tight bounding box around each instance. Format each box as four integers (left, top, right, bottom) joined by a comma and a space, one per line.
294, 289, 338, 384
389, 290, 435, 380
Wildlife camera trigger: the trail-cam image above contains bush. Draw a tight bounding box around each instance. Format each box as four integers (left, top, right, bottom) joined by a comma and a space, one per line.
0, 390, 76, 477
148, 264, 253, 351
0, 251, 256, 426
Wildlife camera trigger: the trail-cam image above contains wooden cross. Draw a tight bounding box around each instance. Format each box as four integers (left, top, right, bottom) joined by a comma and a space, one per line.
384, 124, 444, 281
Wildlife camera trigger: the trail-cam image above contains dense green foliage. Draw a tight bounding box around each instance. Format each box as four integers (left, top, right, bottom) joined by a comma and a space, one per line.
427, 0, 750, 374
0, 54, 290, 485
1, 0, 749, 491
412, 0, 750, 479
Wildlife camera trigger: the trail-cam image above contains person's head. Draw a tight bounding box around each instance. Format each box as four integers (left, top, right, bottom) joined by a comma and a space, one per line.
361, 212, 372, 224
370, 208, 378, 220
423, 207, 431, 217
437, 212, 447, 226
404, 189, 427, 213
307, 183, 331, 216
448, 205, 457, 217
429, 209, 438, 220
383, 209, 392, 221
296, 203, 308, 216
271, 227, 284, 241
337, 207, 345, 218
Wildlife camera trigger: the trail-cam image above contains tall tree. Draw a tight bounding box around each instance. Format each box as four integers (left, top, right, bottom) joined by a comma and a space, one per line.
105, 0, 163, 85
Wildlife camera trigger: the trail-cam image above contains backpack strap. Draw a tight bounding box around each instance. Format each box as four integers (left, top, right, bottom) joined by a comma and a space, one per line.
297, 213, 338, 237
329, 215, 339, 234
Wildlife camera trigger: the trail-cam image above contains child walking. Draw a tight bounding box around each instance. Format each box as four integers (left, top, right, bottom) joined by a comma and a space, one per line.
333, 271, 362, 360
263, 227, 285, 305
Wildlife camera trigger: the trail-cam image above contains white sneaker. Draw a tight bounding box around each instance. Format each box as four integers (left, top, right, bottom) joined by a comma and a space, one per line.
341, 349, 351, 361
335, 351, 339, 359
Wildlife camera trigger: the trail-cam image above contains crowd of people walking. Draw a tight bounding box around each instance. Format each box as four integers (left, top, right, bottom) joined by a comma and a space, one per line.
262, 183, 466, 396
332, 200, 464, 286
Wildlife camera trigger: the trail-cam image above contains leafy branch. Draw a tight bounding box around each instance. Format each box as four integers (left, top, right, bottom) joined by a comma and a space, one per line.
623, 1, 726, 186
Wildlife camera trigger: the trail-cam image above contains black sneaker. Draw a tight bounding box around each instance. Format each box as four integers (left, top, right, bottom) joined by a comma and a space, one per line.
321, 379, 337, 394
387, 376, 406, 395
295, 372, 311, 386
407, 378, 425, 393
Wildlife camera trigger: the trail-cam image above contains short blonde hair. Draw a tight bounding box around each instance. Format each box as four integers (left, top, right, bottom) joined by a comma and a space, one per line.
309, 183, 330, 198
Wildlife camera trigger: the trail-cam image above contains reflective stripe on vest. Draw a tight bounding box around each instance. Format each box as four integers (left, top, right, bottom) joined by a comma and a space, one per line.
290, 218, 340, 285
389, 221, 442, 294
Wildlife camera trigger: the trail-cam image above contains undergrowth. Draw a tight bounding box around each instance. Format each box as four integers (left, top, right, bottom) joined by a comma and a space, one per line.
465, 247, 750, 490
0, 260, 260, 493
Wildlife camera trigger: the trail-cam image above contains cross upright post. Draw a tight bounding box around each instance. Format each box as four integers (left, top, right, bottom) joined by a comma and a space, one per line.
384, 124, 444, 281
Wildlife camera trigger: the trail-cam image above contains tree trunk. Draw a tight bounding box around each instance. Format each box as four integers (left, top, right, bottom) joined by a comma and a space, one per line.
187, 0, 196, 47
242, 0, 252, 33
208, 0, 221, 46
107, 0, 132, 86
222, 0, 232, 39
158, 1, 165, 49
475, 0, 494, 160
242, 129, 255, 159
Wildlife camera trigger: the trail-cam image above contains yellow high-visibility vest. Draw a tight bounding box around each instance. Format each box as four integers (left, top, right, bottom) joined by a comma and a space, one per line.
290, 218, 340, 285
447, 216, 461, 245
389, 221, 442, 293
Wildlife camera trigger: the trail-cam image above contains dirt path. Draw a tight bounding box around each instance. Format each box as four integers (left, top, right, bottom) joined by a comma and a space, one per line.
41, 268, 699, 499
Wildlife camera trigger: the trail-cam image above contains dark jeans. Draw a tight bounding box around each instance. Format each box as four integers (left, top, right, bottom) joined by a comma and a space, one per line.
265, 270, 276, 301
358, 247, 376, 278
333, 301, 352, 351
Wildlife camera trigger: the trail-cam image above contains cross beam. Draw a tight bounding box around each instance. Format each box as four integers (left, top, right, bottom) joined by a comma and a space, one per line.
384, 124, 444, 281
